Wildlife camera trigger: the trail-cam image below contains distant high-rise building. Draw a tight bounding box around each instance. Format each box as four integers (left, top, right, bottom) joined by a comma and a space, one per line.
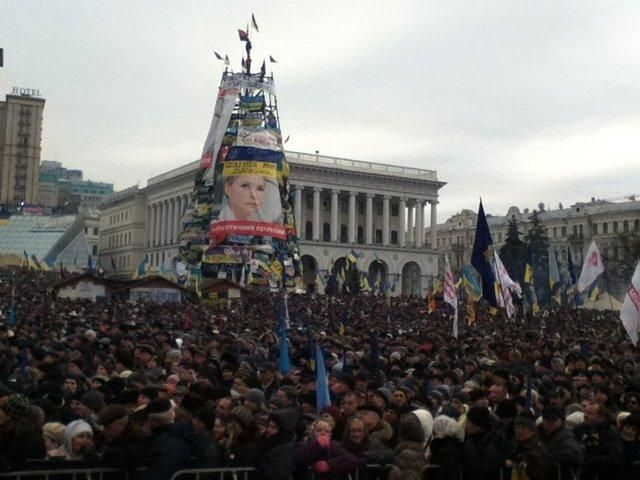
0, 91, 45, 205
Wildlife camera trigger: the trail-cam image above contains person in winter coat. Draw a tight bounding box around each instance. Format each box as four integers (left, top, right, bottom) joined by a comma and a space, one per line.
388, 411, 428, 480
426, 414, 465, 480
341, 416, 394, 479
221, 405, 261, 468
140, 399, 192, 480
619, 413, 640, 480
538, 406, 584, 480
191, 406, 222, 468
507, 413, 550, 480
48, 419, 99, 463
97, 404, 144, 468
573, 400, 623, 480
294, 417, 359, 480
255, 410, 296, 480
42, 422, 66, 458
463, 406, 510, 480
0, 395, 47, 469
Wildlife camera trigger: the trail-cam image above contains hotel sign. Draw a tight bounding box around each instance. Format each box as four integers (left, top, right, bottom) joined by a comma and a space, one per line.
12, 87, 41, 96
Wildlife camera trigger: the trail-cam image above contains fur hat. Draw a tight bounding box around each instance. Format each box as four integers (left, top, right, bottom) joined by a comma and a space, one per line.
81, 390, 106, 413
194, 406, 216, 430
42, 422, 66, 446
97, 404, 129, 427
466, 406, 493, 431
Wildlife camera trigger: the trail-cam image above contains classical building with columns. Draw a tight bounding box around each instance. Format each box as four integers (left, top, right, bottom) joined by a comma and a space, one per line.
99, 151, 445, 295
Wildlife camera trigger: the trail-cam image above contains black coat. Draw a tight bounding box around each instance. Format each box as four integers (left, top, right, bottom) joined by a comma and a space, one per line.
463, 428, 510, 480
255, 436, 295, 480
538, 425, 584, 480
573, 421, 623, 480
428, 436, 464, 480
141, 423, 192, 480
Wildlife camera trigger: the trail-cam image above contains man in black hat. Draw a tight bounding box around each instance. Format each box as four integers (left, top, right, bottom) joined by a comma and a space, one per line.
507, 412, 549, 480
463, 406, 509, 480
140, 399, 191, 480
538, 405, 584, 478
97, 404, 144, 468
191, 405, 221, 468
358, 403, 393, 447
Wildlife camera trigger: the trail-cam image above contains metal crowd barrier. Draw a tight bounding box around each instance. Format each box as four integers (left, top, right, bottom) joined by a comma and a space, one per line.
0, 468, 136, 480
170, 468, 255, 480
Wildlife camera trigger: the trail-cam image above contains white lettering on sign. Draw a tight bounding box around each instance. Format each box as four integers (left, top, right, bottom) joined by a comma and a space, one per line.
12, 87, 41, 96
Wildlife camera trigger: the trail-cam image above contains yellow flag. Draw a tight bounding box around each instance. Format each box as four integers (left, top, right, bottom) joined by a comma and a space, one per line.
524, 264, 534, 284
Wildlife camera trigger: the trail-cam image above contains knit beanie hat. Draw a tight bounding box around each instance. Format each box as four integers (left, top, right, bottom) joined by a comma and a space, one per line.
97, 404, 129, 427
228, 405, 254, 429
65, 419, 93, 445
81, 390, 106, 413
245, 389, 265, 408
513, 412, 536, 431
5, 394, 29, 418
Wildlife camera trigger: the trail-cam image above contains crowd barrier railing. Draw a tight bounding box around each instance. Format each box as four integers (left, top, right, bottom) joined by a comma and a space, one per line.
0, 468, 137, 480
169, 468, 255, 480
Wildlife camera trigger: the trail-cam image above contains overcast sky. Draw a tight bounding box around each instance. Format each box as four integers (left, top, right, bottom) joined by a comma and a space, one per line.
2, 1, 639, 221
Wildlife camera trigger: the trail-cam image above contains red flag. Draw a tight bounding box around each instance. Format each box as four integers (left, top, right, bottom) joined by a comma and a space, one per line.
238, 29, 249, 41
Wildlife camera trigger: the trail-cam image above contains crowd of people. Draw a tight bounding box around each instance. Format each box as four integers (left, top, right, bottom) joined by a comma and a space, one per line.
0, 265, 639, 480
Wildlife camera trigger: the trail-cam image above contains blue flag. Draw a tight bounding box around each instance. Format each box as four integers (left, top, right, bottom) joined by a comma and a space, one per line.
87, 255, 94, 272
278, 305, 291, 374
7, 304, 16, 327
316, 345, 331, 414
471, 199, 497, 306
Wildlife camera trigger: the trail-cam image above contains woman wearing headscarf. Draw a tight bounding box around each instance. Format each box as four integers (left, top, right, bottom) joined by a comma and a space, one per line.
426, 415, 465, 480
255, 410, 296, 480
388, 410, 432, 480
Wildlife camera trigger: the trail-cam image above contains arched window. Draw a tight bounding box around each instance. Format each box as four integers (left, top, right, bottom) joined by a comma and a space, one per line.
323, 223, 331, 241
340, 224, 348, 243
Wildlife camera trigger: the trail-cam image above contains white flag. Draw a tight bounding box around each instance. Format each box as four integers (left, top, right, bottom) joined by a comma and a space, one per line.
444, 255, 458, 338
620, 262, 640, 346
577, 240, 605, 292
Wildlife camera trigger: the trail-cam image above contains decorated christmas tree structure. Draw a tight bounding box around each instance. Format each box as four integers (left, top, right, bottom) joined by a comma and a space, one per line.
179, 25, 303, 292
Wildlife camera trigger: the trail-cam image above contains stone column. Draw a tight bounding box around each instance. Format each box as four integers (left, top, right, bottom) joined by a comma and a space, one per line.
154, 203, 161, 247
173, 196, 181, 243
348, 192, 356, 243
399, 197, 407, 247
167, 199, 175, 245
294, 185, 303, 235
331, 189, 339, 242
430, 200, 438, 250
382, 195, 390, 246
415, 200, 424, 248
365, 193, 373, 245
146, 205, 152, 247
407, 204, 414, 246
161, 201, 168, 246
312, 187, 321, 241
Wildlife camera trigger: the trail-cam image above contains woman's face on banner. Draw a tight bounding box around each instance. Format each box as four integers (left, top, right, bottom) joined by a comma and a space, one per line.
224, 174, 267, 220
